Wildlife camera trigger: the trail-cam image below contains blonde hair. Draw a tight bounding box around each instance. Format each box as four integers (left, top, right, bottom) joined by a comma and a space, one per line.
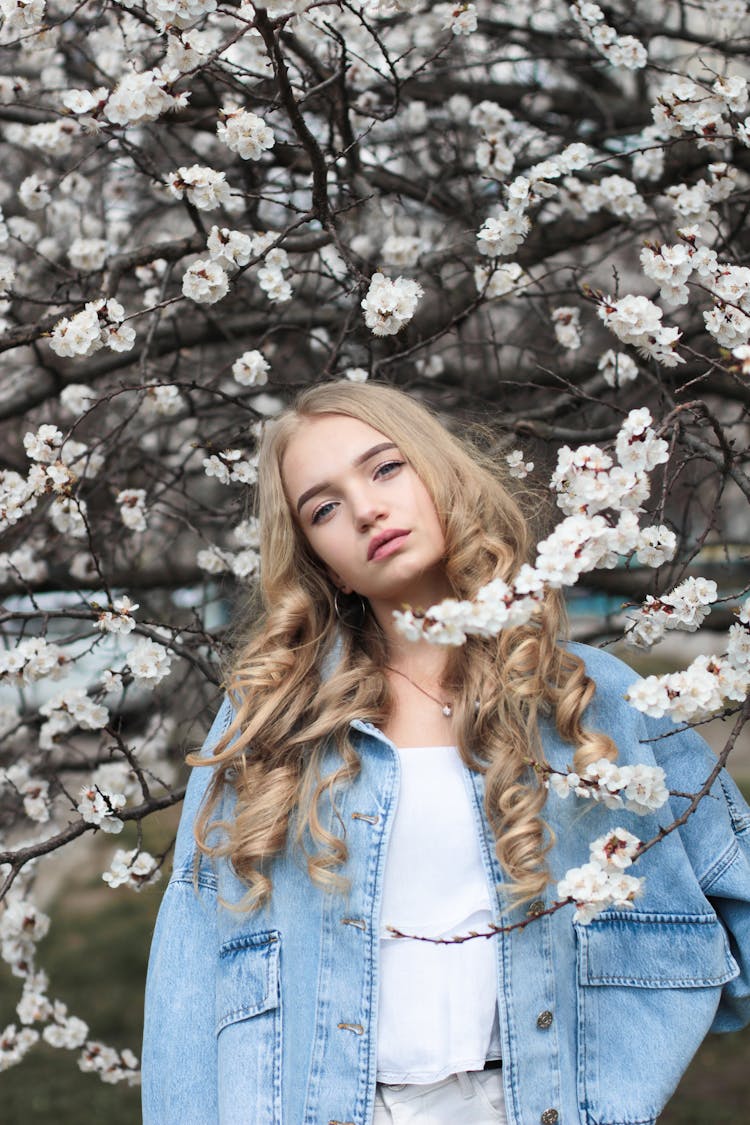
193, 381, 616, 908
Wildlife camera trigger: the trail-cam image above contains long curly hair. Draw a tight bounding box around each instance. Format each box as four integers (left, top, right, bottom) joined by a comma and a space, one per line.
192, 381, 616, 909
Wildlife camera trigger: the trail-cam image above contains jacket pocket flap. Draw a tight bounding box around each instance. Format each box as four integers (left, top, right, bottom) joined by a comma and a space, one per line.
216, 931, 281, 1033
577, 912, 739, 988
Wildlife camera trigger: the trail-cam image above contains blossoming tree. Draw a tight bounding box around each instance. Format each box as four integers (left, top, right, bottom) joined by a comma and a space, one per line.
1, 0, 750, 1085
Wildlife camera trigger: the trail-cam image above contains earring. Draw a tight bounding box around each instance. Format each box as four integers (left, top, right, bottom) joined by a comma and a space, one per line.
333, 588, 368, 628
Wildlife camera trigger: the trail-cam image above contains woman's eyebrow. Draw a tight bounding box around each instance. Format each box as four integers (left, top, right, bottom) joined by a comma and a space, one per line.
296, 442, 398, 513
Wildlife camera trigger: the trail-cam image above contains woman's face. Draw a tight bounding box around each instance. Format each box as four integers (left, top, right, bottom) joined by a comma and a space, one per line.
281, 413, 451, 612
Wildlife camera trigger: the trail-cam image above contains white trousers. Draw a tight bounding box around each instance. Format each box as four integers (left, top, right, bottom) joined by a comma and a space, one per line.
373, 1069, 507, 1124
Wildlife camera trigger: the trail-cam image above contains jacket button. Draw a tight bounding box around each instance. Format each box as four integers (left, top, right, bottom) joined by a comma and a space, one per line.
527, 900, 545, 917
536, 1010, 553, 1029
540, 1110, 559, 1125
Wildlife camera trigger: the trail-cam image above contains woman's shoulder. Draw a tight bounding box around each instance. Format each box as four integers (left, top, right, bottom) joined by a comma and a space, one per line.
562, 639, 642, 695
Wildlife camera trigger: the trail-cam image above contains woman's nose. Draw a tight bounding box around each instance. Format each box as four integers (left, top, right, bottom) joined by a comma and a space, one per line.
352, 490, 387, 531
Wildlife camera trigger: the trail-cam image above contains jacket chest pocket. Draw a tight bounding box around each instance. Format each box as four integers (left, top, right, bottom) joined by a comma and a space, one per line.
575, 912, 738, 1125
215, 931, 282, 1125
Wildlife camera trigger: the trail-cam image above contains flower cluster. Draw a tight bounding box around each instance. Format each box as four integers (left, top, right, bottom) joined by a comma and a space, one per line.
217, 106, 275, 160
597, 349, 638, 388
380, 235, 422, 269
1, 896, 51, 975
475, 261, 529, 300
625, 577, 718, 649
247, 234, 293, 303
127, 638, 172, 684
626, 599, 750, 722
0, 1025, 39, 1071
77, 785, 127, 833
1, 764, 51, 824
39, 689, 109, 749
476, 210, 531, 258
0, 638, 67, 685
94, 595, 139, 635
49, 300, 135, 359
206, 226, 253, 272
105, 68, 188, 127
0, 0, 46, 34
505, 450, 534, 479
232, 350, 270, 387
116, 489, 148, 532
146, 0, 217, 29
546, 758, 669, 815
78, 1041, 140, 1085
166, 165, 231, 211
197, 543, 260, 581
102, 848, 161, 891
182, 259, 229, 304
557, 828, 644, 924
470, 99, 516, 181
552, 306, 582, 350
203, 448, 258, 485
361, 272, 423, 336
570, 3, 648, 70
652, 73, 744, 144
42, 1002, 88, 1050
596, 293, 684, 366
435, 2, 478, 35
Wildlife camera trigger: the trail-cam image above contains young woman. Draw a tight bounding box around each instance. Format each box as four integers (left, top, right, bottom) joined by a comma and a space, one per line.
143, 381, 750, 1125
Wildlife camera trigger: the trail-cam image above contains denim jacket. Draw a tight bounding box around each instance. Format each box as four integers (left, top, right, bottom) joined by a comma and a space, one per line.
142, 643, 750, 1125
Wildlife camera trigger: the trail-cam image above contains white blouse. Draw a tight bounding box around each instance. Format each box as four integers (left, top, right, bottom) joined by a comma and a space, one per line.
376, 745, 502, 1084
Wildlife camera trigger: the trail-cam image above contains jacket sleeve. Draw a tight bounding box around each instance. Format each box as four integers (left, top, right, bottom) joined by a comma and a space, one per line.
141, 695, 234, 1124
643, 710, 750, 1032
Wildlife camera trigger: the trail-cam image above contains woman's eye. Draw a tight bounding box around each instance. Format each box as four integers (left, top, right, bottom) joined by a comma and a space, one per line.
311, 501, 336, 525
375, 460, 405, 479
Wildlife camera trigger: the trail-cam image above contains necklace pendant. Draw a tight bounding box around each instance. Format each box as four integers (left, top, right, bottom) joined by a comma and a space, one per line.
442, 703, 453, 718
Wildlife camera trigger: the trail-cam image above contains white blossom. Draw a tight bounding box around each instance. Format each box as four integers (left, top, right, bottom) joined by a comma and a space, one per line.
105, 68, 188, 127
94, 595, 139, 635
102, 848, 161, 891
231, 350, 270, 387
477, 210, 531, 258
0, 638, 67, 685
68, 238, 108, 271
506, 450, 534, 479
217, 106, 275, 160
361, 272, 423, 336
49, 496, 88, 538
77, 784, 126, 832
143, 385, 182, 415
127, 638, 172, 684
166, 165, 231, 210
597, 349, 638, 387
182, 259, 229, 304
59, 384, 96, 415
18, 174, 51, 211
598, 294, 684, 366
552, 306, 582, 350
0, 1025, 39, 1071
78, 1041, 140, 1086
49, 299, 134, 359
206, 226, 253, 271
589, 827, 642, 870
381, 235, 422, 268
116, 489, 148, 532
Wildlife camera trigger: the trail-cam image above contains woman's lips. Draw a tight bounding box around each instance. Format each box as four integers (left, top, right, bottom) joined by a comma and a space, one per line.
369, 530, 411, 561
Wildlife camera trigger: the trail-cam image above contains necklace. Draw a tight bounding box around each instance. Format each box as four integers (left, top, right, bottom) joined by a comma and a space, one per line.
384, 665, 453, 718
